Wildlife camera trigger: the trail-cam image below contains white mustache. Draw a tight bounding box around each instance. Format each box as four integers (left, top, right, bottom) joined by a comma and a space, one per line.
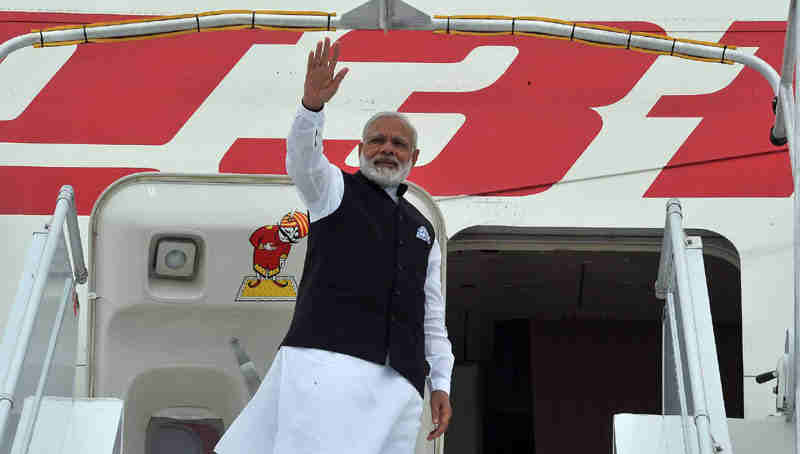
360, 152, 412, 187
373, 156, 399, 166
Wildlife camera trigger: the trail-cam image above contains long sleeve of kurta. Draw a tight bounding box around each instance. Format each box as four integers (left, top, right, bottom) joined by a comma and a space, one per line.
285, 104, 455, 394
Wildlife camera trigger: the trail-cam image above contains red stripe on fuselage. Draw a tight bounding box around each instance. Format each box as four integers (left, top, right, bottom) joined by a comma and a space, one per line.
220, 138, 361, 175
0, 15, 301, 145
646, 22, 791, 197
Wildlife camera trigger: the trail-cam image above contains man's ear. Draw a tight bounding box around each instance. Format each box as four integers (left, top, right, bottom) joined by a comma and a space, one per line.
412, 149, 420, 166
358, 142, 364, 156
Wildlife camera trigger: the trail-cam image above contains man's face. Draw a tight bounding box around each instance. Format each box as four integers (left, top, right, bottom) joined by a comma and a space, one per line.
358, 117, 420, 187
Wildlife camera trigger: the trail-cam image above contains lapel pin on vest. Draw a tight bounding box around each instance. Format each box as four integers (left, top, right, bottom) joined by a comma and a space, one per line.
416, 226, 431, 245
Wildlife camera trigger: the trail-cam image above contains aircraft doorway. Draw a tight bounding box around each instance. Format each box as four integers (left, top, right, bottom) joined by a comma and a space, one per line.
443, 227, 742, 454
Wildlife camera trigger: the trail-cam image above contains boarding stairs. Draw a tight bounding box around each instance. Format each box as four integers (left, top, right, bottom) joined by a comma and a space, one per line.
0, 186, 122, 454
613, 198, 798, 454
615, 200, 735, 454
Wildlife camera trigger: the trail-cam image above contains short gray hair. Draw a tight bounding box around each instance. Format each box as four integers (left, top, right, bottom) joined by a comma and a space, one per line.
361, 111, 418, 151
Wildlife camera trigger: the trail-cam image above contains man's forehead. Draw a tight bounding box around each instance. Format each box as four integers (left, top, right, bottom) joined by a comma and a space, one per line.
365, 117, 413, 140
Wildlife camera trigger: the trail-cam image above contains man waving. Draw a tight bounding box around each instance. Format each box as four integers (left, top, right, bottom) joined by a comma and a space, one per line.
215, 37, 454, 454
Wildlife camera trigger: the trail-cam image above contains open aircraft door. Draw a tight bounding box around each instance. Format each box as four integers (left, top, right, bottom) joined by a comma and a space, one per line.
84, 172, 446, 454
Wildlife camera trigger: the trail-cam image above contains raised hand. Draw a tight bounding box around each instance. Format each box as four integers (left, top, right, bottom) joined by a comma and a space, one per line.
302, 37, 349, 111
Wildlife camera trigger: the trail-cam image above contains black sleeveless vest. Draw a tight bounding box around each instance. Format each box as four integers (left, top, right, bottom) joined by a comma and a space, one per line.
282, 171, 436, 397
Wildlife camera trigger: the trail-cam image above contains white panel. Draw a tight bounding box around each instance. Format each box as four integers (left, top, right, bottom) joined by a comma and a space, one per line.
743, 378, 780, 419
613, 414, 698, 454
727, 417, 792, 453
11, 396, 122, 454
0, 46, 76, 121
617, 414, 795, 454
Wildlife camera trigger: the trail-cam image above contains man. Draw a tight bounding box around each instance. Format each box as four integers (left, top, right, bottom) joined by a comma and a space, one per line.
215, 37, 454, 454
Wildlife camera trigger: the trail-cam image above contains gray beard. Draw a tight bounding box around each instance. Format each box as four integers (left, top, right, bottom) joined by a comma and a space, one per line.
359, 153, 412, 187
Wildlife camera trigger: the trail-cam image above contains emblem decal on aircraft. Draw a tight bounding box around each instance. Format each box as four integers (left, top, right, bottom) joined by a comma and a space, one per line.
236, 210, 309, 302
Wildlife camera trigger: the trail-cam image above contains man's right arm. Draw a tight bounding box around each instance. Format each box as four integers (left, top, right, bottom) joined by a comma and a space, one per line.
285, 104, 344, 222
286, 37, 349, 222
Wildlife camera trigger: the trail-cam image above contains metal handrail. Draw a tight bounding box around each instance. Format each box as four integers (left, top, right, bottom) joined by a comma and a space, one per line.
657, 200, 716, 454
16, 278, 75, 454
62, 188, 88, 285
665, 292, 692, 453
772, 3, 800, 451
0, 186, 84, 449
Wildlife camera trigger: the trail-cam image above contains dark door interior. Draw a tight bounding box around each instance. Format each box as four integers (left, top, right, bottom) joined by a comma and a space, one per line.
444, 229, 742, 454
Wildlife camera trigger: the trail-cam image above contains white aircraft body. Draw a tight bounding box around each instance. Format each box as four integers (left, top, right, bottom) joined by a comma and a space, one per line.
0, 0, 798, 452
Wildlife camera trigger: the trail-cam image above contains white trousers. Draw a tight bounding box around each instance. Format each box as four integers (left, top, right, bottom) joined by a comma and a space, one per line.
214, 346, 423, 454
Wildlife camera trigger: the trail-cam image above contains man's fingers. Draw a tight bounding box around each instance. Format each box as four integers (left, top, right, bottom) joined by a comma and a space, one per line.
330, 42, 340, 75
441, 407, 452, 427
426, 422, 447, 441
332, 68, 348, 87
427, 425, 440, 440
426, 415, 450, 440
438, 404, 451, 428
321, 37, 330, 66
428, 398, 442, 441
315, 40, 323, 66
325, 68, 348, 97
306, 39, 344, 105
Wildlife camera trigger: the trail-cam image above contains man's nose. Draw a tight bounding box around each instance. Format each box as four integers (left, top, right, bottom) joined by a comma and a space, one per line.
379, 142, 396, 155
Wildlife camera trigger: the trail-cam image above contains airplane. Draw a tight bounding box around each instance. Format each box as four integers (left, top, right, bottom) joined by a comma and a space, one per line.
0, 0, 799, 452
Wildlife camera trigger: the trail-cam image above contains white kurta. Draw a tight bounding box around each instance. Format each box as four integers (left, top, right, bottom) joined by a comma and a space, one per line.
214, 105, 454, 454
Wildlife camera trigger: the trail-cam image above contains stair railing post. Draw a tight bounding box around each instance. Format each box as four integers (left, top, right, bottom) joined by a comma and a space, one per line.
666, 200, 715, 454
0, 186, 74, 449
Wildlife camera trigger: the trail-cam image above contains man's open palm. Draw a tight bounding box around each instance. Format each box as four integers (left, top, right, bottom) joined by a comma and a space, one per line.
303, 37, 349, 111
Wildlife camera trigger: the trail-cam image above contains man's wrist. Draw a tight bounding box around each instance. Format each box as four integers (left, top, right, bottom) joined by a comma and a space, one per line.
301, 97, 323, 112
430, 377, 451, 395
